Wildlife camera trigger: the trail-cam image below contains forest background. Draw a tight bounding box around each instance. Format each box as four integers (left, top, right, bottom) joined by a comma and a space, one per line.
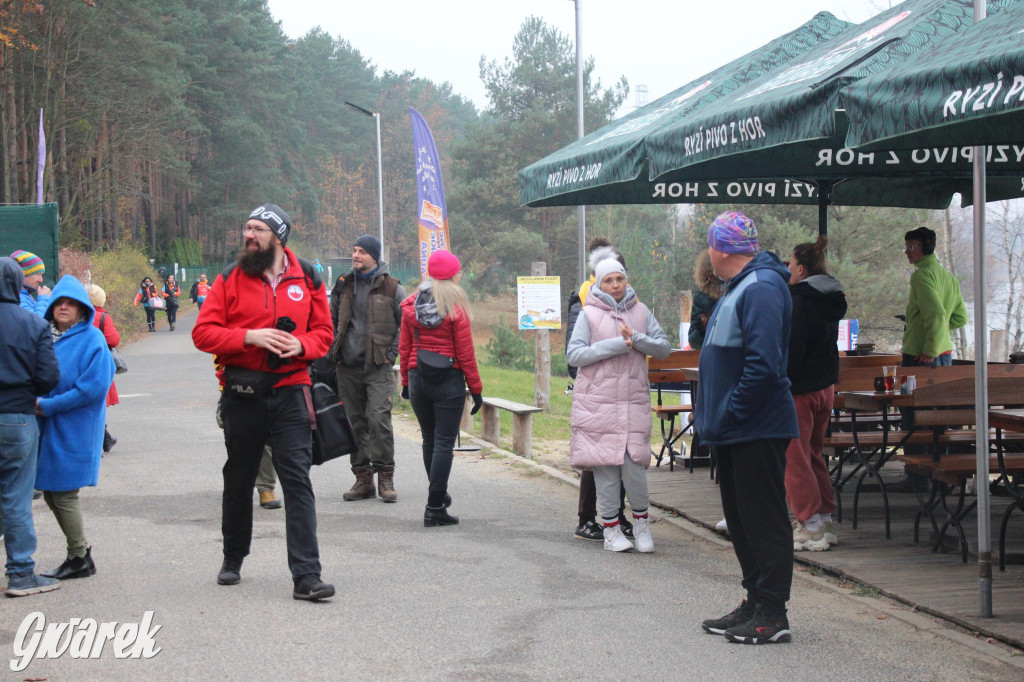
3, 0, 1023, 355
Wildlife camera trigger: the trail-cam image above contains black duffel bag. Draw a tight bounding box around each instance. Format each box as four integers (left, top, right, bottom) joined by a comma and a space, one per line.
311, 381, 358, 465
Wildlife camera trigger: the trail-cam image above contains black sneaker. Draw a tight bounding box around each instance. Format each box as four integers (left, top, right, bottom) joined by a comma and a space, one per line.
702, 599, 756, 635
619, 516, 634, 539
217, 558, 242, 585
293, 574, 335, 601
723, 604, 791, 644
574, 520, 604, 541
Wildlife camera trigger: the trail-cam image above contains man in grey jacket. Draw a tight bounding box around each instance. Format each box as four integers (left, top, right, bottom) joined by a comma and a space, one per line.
329, 235, 406, 502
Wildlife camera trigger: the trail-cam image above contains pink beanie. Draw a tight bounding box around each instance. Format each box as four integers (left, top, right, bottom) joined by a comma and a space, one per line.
427, 249, 461, 280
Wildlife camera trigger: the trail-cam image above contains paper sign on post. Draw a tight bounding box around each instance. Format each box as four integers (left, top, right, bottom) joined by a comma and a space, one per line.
517, 276, 561, 330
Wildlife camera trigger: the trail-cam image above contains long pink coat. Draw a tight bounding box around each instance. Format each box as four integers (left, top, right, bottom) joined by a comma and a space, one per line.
568, 288, 668, 469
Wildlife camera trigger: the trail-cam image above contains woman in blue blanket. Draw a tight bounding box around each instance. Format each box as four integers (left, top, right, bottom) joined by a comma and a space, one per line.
36, 275, 115, 580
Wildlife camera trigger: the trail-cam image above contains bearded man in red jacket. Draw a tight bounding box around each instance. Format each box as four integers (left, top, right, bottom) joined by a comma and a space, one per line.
192, 203, 335, 601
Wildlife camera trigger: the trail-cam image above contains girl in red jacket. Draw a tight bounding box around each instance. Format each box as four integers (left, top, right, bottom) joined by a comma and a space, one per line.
87, 284, 120, 451
399, 250, 482, 527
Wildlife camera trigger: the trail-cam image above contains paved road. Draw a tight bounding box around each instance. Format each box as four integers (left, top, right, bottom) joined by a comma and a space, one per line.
1, 311, 1020, 680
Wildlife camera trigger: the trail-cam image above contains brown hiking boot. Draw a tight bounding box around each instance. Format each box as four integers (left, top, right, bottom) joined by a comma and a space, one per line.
259, 490, 282, 509
378, 465, 397, 503
342, 466, 376, 501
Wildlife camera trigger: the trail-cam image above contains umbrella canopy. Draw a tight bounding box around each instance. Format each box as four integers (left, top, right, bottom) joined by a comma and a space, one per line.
519, 11, 853, 207
841, 4, 1024, 150
645, 0, 1019, 177
520, 0, 1024, 215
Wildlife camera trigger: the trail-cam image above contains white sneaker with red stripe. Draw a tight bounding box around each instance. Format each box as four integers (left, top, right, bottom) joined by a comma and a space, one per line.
603, 523, 634, 552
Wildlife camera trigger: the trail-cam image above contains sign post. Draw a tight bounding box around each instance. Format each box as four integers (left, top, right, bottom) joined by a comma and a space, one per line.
518, 265, 560, 409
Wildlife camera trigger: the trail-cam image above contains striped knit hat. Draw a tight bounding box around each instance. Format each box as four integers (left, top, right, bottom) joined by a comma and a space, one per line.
11, 250, 45, 276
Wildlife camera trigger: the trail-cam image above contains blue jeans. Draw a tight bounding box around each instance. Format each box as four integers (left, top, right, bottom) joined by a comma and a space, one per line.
408, 368, 466, 508
0, 413, 40, 575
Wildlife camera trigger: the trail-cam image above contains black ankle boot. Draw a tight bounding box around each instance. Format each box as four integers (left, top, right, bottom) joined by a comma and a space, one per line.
424, 506, 459, 527
217, 557, 243, 585
41, 548, 95, 580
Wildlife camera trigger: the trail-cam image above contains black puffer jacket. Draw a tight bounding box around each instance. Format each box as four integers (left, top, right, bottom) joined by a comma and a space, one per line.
0, 256, 60, 413
788, 274, 848, 395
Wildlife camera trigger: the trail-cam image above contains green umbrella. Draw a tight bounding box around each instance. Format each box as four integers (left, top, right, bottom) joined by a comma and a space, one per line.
518, 11, 852, 208
520, 0, 1024, 225
839, 0, 1023, 620
841, 3, 1024, 150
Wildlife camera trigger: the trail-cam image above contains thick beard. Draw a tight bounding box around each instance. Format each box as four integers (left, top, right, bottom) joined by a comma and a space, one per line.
237, 243, 276, 276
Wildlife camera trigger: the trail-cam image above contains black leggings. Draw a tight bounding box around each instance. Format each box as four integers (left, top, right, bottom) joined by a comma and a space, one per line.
166, 304, 178, 326
408, 367, 465, 508
144, 307, 156, 326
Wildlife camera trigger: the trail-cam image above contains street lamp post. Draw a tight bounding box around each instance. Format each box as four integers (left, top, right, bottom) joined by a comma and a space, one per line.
345, 101, 386, 259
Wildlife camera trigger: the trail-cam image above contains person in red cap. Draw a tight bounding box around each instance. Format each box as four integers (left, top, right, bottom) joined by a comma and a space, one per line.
398, 249, 482, 526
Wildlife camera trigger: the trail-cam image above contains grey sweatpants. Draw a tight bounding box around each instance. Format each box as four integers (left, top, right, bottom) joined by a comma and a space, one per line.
592, 452, 649, 520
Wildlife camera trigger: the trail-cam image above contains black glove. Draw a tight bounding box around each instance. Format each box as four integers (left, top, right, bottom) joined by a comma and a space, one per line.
401, 385, 409, 400
470, 393, 483, 415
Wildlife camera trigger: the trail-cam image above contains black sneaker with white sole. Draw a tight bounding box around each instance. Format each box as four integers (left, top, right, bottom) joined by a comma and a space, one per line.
701, 599, 756, 635
618, 515, 634, 539
293, 574, 335, 601
723, 604, 791, 644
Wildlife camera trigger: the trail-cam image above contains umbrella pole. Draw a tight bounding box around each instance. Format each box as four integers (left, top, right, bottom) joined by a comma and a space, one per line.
817, 181, 833, 237
973, 0, 992, 620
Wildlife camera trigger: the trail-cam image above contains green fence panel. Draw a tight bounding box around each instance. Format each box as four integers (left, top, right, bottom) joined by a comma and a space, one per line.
0, 203, 60, 287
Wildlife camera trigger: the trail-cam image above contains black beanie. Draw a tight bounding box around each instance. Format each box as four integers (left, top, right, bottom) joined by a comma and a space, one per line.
249, 204, 291, 246
354, 234, 382, 263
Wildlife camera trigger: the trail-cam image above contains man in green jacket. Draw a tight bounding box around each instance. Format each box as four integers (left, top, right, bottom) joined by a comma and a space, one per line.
901, 227, 967, 368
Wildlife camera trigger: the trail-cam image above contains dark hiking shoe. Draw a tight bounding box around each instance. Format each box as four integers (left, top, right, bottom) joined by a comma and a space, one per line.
574, 520, 604, 541
217, 558, 242, 585
424, 506, 459, 527
702, 599, 756, 635
293, 574, 335, 601
723, 604, 791, 644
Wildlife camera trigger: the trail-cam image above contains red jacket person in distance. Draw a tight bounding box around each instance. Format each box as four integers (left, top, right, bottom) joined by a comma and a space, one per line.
192, 203, 336, 602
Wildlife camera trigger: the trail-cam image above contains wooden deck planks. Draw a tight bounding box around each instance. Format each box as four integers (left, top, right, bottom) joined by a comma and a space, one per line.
646, 464, 1024, 648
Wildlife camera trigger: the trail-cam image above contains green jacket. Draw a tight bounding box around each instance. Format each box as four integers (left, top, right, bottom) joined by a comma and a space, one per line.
902, 253, 967, 358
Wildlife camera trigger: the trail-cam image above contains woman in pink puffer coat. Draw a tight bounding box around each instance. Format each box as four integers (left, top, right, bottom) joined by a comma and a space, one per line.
567, 258, 670, 553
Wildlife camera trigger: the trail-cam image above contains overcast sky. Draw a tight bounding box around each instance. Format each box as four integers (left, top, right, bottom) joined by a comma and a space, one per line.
265, 0, 893, 115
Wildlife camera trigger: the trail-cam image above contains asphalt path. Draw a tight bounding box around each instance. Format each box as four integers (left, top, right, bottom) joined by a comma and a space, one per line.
1, 310, 1020, 680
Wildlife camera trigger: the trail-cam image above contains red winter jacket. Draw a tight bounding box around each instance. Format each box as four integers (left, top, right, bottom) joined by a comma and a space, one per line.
92, 307, 120, 407
192, 249, 333, 389
399, 291, 482, 394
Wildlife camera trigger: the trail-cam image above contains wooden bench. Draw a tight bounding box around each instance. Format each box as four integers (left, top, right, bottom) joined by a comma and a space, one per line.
896, 451, 1024, 562
837, 354, 902, 370
649, 349, 701, 472
478, 397, 543, 458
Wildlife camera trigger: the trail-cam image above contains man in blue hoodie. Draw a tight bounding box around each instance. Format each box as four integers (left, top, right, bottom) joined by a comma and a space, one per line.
0, 256, 61, 596
695, 212, 798, 645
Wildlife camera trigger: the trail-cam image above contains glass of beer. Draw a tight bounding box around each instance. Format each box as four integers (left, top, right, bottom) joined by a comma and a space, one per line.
883, 365, 898, 393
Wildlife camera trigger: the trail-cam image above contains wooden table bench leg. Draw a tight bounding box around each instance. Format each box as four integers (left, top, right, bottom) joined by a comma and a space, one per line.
512, 413, 533, 459
481, 404, 500, 446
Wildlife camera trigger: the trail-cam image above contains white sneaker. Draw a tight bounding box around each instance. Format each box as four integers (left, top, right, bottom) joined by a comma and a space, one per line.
603, 524, 634, 552
633, 517, 654, 553
715, 518, 728, 532
822, 520, 839, 546
793, 520, 830, 552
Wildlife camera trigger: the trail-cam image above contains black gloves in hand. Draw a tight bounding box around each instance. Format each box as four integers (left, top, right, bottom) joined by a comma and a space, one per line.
401, 385, 409, 400
470, 393, 483, 415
